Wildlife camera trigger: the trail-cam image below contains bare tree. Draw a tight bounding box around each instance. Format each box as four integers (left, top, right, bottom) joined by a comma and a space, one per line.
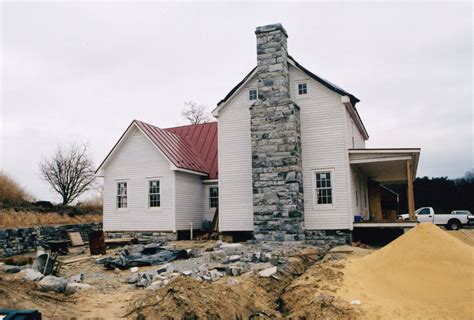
39, 143, 96, 206
464, 169, 474, 182
181, 101, 212, 125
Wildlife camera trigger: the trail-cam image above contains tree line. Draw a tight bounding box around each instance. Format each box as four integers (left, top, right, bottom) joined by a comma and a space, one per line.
388, 170, 474, 214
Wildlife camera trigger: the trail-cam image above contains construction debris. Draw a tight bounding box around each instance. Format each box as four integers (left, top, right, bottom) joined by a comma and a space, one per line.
100, 244, 188, 270
68, 232, 84, 246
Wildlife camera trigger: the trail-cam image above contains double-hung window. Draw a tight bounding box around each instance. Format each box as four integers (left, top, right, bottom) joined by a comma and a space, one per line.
249, 89, 258, 101
315, 171, 333, 205
149, 180, 161, 208
117, 182, 128, 209
209, 186, 219, 209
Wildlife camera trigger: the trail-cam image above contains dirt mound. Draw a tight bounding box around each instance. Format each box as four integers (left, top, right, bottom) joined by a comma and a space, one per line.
126, 276, 278, 319
125, 251, 362, 320
282, 261, 361, 319
340, 223, 474, 319
0, 209, 101, 228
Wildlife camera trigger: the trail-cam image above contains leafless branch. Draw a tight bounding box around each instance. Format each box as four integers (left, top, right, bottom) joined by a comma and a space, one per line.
39, 143, 96, 206
181, 101, 212, 125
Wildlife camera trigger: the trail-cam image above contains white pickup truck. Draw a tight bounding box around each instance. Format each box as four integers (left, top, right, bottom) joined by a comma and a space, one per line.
399, 207, 473, 230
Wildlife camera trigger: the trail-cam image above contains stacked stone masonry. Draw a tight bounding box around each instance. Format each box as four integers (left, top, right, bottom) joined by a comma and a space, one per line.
105, 231, 177, 242
0, 223, 102, 257
305, 229, 351, 248
251, 23, 305, 242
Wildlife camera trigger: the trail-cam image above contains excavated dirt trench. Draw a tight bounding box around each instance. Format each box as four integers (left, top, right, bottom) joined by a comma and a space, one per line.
126, 249, 361, 319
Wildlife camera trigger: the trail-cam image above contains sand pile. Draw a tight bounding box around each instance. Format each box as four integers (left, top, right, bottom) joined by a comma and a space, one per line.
340, 223, 474, 319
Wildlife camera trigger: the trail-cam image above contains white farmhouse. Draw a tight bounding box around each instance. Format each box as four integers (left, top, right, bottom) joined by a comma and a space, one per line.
96, 24, 420, 245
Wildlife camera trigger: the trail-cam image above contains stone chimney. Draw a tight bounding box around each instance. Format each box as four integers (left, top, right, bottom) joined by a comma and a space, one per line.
250, 24, 305, 241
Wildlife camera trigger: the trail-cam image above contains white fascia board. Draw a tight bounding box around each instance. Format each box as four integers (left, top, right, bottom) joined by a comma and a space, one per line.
95, 121, 139, 173
349, 156, 412, 164
202, 179, 218, 184
169, 163, 208, 177
212, 68, 258, 117
342, 96, 369, 140
349, 149, 421, 154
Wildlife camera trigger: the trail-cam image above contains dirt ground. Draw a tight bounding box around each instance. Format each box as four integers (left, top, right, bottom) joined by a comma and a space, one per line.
1, 225, 473, 319
0, 209, 102, 228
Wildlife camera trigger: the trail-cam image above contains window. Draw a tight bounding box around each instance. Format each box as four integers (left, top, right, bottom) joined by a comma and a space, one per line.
117, 182, 127, 209
315, 172, 332, 205
249, 89, 258, 101
418, 208, 431, 215
209, 186, 218, 209
298, 83, 307, 95
149, 180, 160, 208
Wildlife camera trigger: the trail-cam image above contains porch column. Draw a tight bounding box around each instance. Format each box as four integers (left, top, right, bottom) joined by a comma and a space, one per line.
406, 160, 415, 220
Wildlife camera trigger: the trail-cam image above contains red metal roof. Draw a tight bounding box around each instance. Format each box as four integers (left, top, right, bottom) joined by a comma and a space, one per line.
135, 120, 218, 179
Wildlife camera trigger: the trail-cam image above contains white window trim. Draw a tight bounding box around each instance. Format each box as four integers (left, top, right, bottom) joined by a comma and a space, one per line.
248, 88, 258, 101
116, 180, 129, 212
147, 178, 162, 211
312, 169, 335, 210
205, 184, 218, 213
297, 82, 308, 95
295, 80, 310, 99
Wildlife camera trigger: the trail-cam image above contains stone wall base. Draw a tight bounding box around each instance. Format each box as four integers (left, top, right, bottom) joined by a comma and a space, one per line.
105, 231, 177, 242
305, 229, 352, 248
0, 223, 102, 257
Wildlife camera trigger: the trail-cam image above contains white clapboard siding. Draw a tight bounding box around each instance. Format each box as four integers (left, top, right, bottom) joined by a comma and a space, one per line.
102, 126, 175, 231
290, 66, 352, 230
217, 77, 257, 231
345, 108, 366, 149
174, 171, 205, 230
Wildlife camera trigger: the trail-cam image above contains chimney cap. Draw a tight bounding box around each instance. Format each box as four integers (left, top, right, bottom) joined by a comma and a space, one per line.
255, 23, 288, 37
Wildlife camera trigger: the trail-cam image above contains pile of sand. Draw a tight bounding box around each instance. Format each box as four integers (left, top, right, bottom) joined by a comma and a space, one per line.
340, 223, 474, 319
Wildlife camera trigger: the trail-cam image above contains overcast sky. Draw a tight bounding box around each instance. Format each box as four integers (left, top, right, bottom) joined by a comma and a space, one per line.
1, 1, 472, 202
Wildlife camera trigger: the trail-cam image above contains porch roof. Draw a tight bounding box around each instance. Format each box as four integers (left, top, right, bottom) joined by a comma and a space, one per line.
349, 148, 420, 183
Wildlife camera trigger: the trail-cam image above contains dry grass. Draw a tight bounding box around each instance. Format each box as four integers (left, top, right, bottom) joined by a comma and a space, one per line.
0, 209, 102, 228
0, 171, 32, 205
77, 194, 103, 212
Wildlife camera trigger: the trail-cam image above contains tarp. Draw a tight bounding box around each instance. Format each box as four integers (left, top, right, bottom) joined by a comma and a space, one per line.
101, 244, 188, 270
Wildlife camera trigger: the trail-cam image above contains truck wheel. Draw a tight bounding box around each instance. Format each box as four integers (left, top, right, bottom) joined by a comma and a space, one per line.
447, 219, 461, 231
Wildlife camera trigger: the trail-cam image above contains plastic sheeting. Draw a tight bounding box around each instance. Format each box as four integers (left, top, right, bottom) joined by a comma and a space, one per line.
101, 244, 188, 270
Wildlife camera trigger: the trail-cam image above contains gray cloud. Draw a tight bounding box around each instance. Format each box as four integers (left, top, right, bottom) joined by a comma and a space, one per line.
1, 1, 472, 202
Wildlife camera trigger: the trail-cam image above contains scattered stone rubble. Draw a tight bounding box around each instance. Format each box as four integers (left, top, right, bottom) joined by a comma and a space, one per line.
1, 239, 320, 294
91, 240, 311, 290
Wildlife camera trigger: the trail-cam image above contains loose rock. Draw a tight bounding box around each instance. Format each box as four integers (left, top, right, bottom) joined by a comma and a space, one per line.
258, 266, 277, 277
37, 275, 68, 293
65, 283, 92, 295
21, 268, 44, 281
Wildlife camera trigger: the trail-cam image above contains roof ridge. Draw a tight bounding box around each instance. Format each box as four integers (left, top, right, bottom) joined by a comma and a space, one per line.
163, 121, 217, 131
134, 120, 208, 173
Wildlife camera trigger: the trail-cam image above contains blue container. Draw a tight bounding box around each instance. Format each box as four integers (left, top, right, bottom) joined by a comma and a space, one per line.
354, 215, 363, 223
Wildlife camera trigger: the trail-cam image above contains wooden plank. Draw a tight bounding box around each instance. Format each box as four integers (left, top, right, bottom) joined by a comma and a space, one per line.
68, 232, 84, 246
61, 256, 90, 265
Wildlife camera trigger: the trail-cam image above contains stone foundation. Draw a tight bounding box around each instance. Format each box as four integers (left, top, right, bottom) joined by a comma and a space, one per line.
105, 231, 177, 242
0, 222, 102, 257
305, 229, 351, 248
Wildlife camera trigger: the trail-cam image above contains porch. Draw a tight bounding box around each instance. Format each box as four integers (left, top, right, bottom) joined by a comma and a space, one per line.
349, 148, 421, 223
